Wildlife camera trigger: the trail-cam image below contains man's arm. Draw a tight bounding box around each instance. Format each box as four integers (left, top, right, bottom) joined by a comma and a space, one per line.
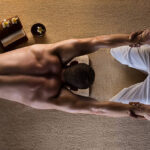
49, 34, 133, 64
0, 75, 131, 117
0, 32, 143, 74
31, 88, 147, 119
0, 75, 148, 119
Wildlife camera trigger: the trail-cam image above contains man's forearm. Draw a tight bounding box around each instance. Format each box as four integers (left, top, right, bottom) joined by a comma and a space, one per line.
80, 100, 133, 118
91, 101, 134, 117
69, 100, 144, 118
60, 33, 133, 61
50, 92, 136, 118
91, 34, 131, 50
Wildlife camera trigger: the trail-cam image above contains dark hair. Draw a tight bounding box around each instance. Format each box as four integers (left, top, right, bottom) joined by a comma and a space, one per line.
63, 63, 95, 89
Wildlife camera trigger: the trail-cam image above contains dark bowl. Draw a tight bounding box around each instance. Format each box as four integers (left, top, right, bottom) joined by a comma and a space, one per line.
31, 23, 46, 37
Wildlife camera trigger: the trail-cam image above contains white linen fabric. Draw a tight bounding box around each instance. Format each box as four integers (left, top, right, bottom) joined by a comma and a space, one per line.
110, 45, 150, 104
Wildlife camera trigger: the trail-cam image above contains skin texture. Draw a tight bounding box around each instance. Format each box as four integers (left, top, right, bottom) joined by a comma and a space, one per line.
0, 30, 150, 120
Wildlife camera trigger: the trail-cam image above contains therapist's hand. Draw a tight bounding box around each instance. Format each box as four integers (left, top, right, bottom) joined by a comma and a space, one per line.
129, 29, 150, 47
129, 102, 150, 120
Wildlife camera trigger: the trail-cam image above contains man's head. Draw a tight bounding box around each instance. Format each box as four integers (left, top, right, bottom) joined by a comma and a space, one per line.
63, 63, 95, 89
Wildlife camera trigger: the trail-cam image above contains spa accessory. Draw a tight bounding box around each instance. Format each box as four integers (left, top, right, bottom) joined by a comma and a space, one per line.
0, 16, 28, 51
31, 23, 46, 37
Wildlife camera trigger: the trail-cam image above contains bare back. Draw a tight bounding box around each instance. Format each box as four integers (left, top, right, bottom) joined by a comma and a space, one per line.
0, 44, 64, 98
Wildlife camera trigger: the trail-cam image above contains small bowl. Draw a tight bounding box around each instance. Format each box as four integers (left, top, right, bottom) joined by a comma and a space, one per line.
31, 23, 46, 37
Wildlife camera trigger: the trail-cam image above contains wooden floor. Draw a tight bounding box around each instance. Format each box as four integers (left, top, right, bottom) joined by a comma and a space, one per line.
0, 0, 150, 150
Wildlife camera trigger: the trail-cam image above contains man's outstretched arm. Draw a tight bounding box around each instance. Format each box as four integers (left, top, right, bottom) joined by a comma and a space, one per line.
0, 31, 145, 75
50, 33, 134, 64
31, 88, 148, 119
0, 75, 147, 119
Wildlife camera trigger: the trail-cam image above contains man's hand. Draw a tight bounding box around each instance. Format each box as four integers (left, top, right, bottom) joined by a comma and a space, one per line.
129, 29, 150, 47
129, 102, 150, 120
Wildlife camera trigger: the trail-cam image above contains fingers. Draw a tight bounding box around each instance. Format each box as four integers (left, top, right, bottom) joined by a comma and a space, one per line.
129, 102, 145, 119
129, 43, 141, 47
129, 109, 138, 118
144, 114, 150, 121
141, 29, 150, 43
129, 102, 142, 111
129, 102, 140, 105
129, 102, 149, 120
129, 30, 143, 47
129, 30, 143, 41
129, 109, 145, 119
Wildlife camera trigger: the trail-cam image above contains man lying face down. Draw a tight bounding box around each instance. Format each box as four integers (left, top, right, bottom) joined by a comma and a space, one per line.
0, 29, 150, 120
